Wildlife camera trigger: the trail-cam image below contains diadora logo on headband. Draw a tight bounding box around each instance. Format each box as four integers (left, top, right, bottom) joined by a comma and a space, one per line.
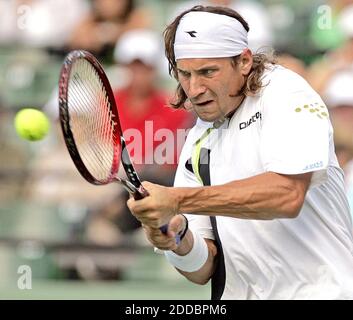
185, 30, 197, 38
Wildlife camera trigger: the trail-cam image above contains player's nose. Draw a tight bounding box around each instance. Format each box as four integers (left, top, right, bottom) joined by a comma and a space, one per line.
188, 75, 207, 99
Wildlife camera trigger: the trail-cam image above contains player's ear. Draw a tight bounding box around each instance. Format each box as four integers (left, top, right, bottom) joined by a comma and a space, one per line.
239, 49, 253, 76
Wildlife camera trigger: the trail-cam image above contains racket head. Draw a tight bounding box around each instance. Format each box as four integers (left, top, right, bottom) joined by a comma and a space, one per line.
58, 50, 123, 185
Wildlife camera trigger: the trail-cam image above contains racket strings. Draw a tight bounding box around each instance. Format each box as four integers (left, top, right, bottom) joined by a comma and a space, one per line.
71, 75, 115, 179
73, 64, 116, 175
70, 71, 111, 164
68, 59, 118, 182
69, 75, 111, 176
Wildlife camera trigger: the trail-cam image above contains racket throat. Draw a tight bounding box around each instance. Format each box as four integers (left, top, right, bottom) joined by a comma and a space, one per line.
119, 179, 138, 194
120, 137, 143, 189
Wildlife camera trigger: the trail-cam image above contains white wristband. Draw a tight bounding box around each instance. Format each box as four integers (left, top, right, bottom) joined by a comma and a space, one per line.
164, 231, 208, 272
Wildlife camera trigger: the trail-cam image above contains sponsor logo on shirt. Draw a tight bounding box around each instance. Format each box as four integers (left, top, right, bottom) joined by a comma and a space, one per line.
294, 102, 329, 119
303, 161, 323, 171
239, 112, 262, 130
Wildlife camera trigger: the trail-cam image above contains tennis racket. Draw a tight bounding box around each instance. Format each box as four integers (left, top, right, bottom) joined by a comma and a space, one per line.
58, 50, 174, 239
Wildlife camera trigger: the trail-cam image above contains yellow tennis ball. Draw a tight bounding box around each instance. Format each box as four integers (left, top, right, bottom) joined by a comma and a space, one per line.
14, 108, 50, 141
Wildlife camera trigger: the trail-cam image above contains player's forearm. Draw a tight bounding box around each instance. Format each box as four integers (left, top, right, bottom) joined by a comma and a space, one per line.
173, 231, 217, 285
173, 172, 312, 220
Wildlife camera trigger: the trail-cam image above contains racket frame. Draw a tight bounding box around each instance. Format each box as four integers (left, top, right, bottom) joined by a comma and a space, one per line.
58, 50, 144, 196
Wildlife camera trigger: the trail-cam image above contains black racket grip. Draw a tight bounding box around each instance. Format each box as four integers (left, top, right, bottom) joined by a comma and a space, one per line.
132, 185, 149, 200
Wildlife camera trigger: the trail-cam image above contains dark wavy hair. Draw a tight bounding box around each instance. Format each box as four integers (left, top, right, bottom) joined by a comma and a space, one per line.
164, 5, 276, 109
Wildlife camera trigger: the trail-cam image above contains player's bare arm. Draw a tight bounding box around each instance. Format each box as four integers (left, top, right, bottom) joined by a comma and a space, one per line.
128, 171, 313, 229
176, 171, 313, 219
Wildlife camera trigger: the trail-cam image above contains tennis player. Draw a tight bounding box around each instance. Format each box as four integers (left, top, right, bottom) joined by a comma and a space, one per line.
127, 5, 353, 299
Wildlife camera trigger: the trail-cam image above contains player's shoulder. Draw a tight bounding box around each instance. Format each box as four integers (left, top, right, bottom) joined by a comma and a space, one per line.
261, 64, 312, 94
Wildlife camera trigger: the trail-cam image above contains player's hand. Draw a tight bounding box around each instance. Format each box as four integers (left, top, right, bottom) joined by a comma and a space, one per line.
142, 214, 186, 251
127, 181, 180, 229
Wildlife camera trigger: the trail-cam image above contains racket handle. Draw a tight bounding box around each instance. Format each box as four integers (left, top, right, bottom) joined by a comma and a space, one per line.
132, 185, 180, 245
132, 185, 149, 200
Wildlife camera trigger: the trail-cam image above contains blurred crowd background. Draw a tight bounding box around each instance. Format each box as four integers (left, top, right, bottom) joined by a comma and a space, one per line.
0, 0, 353, 299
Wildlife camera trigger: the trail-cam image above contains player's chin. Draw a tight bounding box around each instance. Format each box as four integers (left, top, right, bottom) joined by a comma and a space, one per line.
194, 101, 221, 122
195, 108, 221, 122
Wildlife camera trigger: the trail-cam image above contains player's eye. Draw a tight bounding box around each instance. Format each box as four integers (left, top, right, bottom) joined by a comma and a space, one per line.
178, 69, 191, 78
200, 69, 215, 76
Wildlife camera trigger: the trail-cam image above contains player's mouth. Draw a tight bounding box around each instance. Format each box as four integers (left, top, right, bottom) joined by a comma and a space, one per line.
194, 100, 213, 107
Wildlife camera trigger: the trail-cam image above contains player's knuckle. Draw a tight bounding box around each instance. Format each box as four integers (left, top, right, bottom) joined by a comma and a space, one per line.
149, 213, 159, 222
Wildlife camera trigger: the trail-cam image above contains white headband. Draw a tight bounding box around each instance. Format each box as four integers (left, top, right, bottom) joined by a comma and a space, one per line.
174, 11, 248, 60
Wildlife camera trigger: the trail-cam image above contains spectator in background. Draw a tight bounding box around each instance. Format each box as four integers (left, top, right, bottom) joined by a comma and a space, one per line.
308, 2, 353, 95
85, 29, 194, 246
0, 0, 89, 52
324, 68, 353, 218
276, 53, 308, 80
0, 0, 20, 45
307, 3, 353, 218
0, 102, 29, 204
309, 0, 353, 54
68, 0, 152, 62
113, 29, 194, 169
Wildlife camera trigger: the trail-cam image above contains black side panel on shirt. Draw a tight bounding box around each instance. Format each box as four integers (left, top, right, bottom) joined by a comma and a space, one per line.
198, 147, 226, 300
185, 158, 193, 173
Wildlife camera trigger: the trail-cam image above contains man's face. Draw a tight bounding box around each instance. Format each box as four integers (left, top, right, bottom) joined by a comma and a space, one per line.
127, 60, 156, 94
176, 57, 245, 122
